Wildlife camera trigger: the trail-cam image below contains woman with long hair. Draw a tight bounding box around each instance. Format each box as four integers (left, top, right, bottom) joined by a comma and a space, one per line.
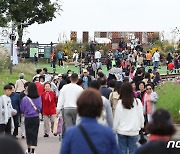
113, 82, 144, 154
20, 82, 42, 154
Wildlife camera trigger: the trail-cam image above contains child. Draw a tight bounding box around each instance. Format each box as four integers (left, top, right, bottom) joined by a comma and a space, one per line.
0, 84, 17, 135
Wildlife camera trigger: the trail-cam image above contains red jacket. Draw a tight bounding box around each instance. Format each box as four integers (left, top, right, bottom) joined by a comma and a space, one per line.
41, 91, 57, 115
168, 62, 174, 70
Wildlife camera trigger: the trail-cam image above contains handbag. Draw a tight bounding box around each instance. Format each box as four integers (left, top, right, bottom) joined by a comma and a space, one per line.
53, 115, 63, 135
78, 125, 98, 154
27, 97, 39, 113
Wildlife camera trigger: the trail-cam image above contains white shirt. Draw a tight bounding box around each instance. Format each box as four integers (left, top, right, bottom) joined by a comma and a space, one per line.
57, 83, 83, 110
113, 98, 144, 136
1, 95, 16, 124
95, 51, 101, 59
153, 52, 160, 62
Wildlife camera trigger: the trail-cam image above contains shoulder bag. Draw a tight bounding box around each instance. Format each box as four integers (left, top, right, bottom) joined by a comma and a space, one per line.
27, 97, 39, 113
78, 125, 98, 154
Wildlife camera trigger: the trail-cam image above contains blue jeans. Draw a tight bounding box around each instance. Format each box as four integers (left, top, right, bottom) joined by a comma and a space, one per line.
154, 61, 159, 68
117, 134, 138, 154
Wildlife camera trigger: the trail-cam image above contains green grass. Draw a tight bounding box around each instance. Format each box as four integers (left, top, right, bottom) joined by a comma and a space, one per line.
37, 62, 169, 75
0, 68, 34, 95
156, 82, 180, 123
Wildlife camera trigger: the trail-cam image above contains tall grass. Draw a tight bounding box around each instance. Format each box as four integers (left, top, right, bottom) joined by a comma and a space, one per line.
0, 45, 10, 71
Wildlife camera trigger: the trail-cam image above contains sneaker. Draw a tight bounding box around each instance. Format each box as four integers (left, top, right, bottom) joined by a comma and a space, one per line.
25, 150, 30, 154
44, 134, 49, 137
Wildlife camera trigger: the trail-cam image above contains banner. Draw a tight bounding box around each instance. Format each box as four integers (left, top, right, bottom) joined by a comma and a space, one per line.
30, 47, 38, 58
44, 47, 51, 58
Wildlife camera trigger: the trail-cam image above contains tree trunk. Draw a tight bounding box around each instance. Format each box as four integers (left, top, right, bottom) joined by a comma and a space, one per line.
17, 25, 23, 45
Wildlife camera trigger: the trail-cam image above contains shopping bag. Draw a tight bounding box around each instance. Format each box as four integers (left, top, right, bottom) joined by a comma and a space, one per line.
53, 116, 59, 135
57, 116, 63, 134
53, 115, 63, 135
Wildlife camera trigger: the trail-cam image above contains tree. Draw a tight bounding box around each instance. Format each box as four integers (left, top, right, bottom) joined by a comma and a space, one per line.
0, 0, 62, 44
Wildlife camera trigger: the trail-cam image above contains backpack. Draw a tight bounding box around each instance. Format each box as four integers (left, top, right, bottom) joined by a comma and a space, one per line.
97, 96, 107, 125
114, 52, 119, 59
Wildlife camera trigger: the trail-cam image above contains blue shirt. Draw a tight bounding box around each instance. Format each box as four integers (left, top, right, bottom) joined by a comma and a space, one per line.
58, 51, 63, 59
61, 117, 118, 154
83, 76, 88, 89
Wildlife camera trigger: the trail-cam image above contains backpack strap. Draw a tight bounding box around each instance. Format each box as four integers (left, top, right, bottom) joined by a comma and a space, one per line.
78, 125, 98, 154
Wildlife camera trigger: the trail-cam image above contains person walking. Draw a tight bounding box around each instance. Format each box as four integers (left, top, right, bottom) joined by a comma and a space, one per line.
0, 85, 17, 135
57, 73, 83, 132
58, 50, 64, 67
19, 81, 30, 138
15, 73, 27, 93
135, 109, 177, 154
152, 50, 160, 68
34, 53, 38, 67
60, 88, 118, 154
73, 50, 79, 67
146, 51, 152, 66
41, 82, 57, 137
113, 82, 144, 154
20, 82, 42, 154
109, 81, 122, 116
143, 83, 158, 122
9, 83, 21, 139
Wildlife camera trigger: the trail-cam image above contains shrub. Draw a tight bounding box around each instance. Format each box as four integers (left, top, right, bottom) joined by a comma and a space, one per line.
0, 45, 10, 71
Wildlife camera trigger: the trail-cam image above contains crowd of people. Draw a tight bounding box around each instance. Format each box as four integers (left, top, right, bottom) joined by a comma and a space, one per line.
0, 60, 179, 154
0, 40, 180, 154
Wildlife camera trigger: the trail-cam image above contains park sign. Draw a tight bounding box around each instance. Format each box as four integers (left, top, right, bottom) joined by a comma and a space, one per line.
30, 44, 39, 58
44, 47, 51, 58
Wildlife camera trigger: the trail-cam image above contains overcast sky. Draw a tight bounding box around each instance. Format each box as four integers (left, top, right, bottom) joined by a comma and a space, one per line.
25, 0, 180, 43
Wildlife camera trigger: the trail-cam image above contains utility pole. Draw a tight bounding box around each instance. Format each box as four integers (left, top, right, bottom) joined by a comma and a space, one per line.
9, 22, 16, 75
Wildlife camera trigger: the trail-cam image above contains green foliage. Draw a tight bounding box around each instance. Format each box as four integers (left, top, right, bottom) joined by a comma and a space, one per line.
55, 41, 83, 58
0, 0, 62, 42
156, 82, 180, 123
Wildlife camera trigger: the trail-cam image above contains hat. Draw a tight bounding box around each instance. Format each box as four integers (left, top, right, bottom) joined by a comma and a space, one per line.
83, 69, 88, 73
58, 74, 62, 77
54, 75, 58, 80
19, 73, 24, 79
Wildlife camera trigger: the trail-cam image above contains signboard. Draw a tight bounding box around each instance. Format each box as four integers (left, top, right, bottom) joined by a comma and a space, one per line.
30, 47, 38, 58
44, 47, 51, 58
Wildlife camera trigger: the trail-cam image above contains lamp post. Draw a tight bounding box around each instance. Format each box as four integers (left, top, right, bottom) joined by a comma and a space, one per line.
9, 22, 16, 75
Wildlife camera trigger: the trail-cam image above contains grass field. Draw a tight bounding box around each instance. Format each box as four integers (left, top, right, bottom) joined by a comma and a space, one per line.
156, 82, 180, 123
36, 62, 169, 75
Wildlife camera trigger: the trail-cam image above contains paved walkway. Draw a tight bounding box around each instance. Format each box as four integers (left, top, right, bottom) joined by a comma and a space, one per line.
17, 123, 180, 154
173, 124, 180, 140
18, 122, 60, 154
